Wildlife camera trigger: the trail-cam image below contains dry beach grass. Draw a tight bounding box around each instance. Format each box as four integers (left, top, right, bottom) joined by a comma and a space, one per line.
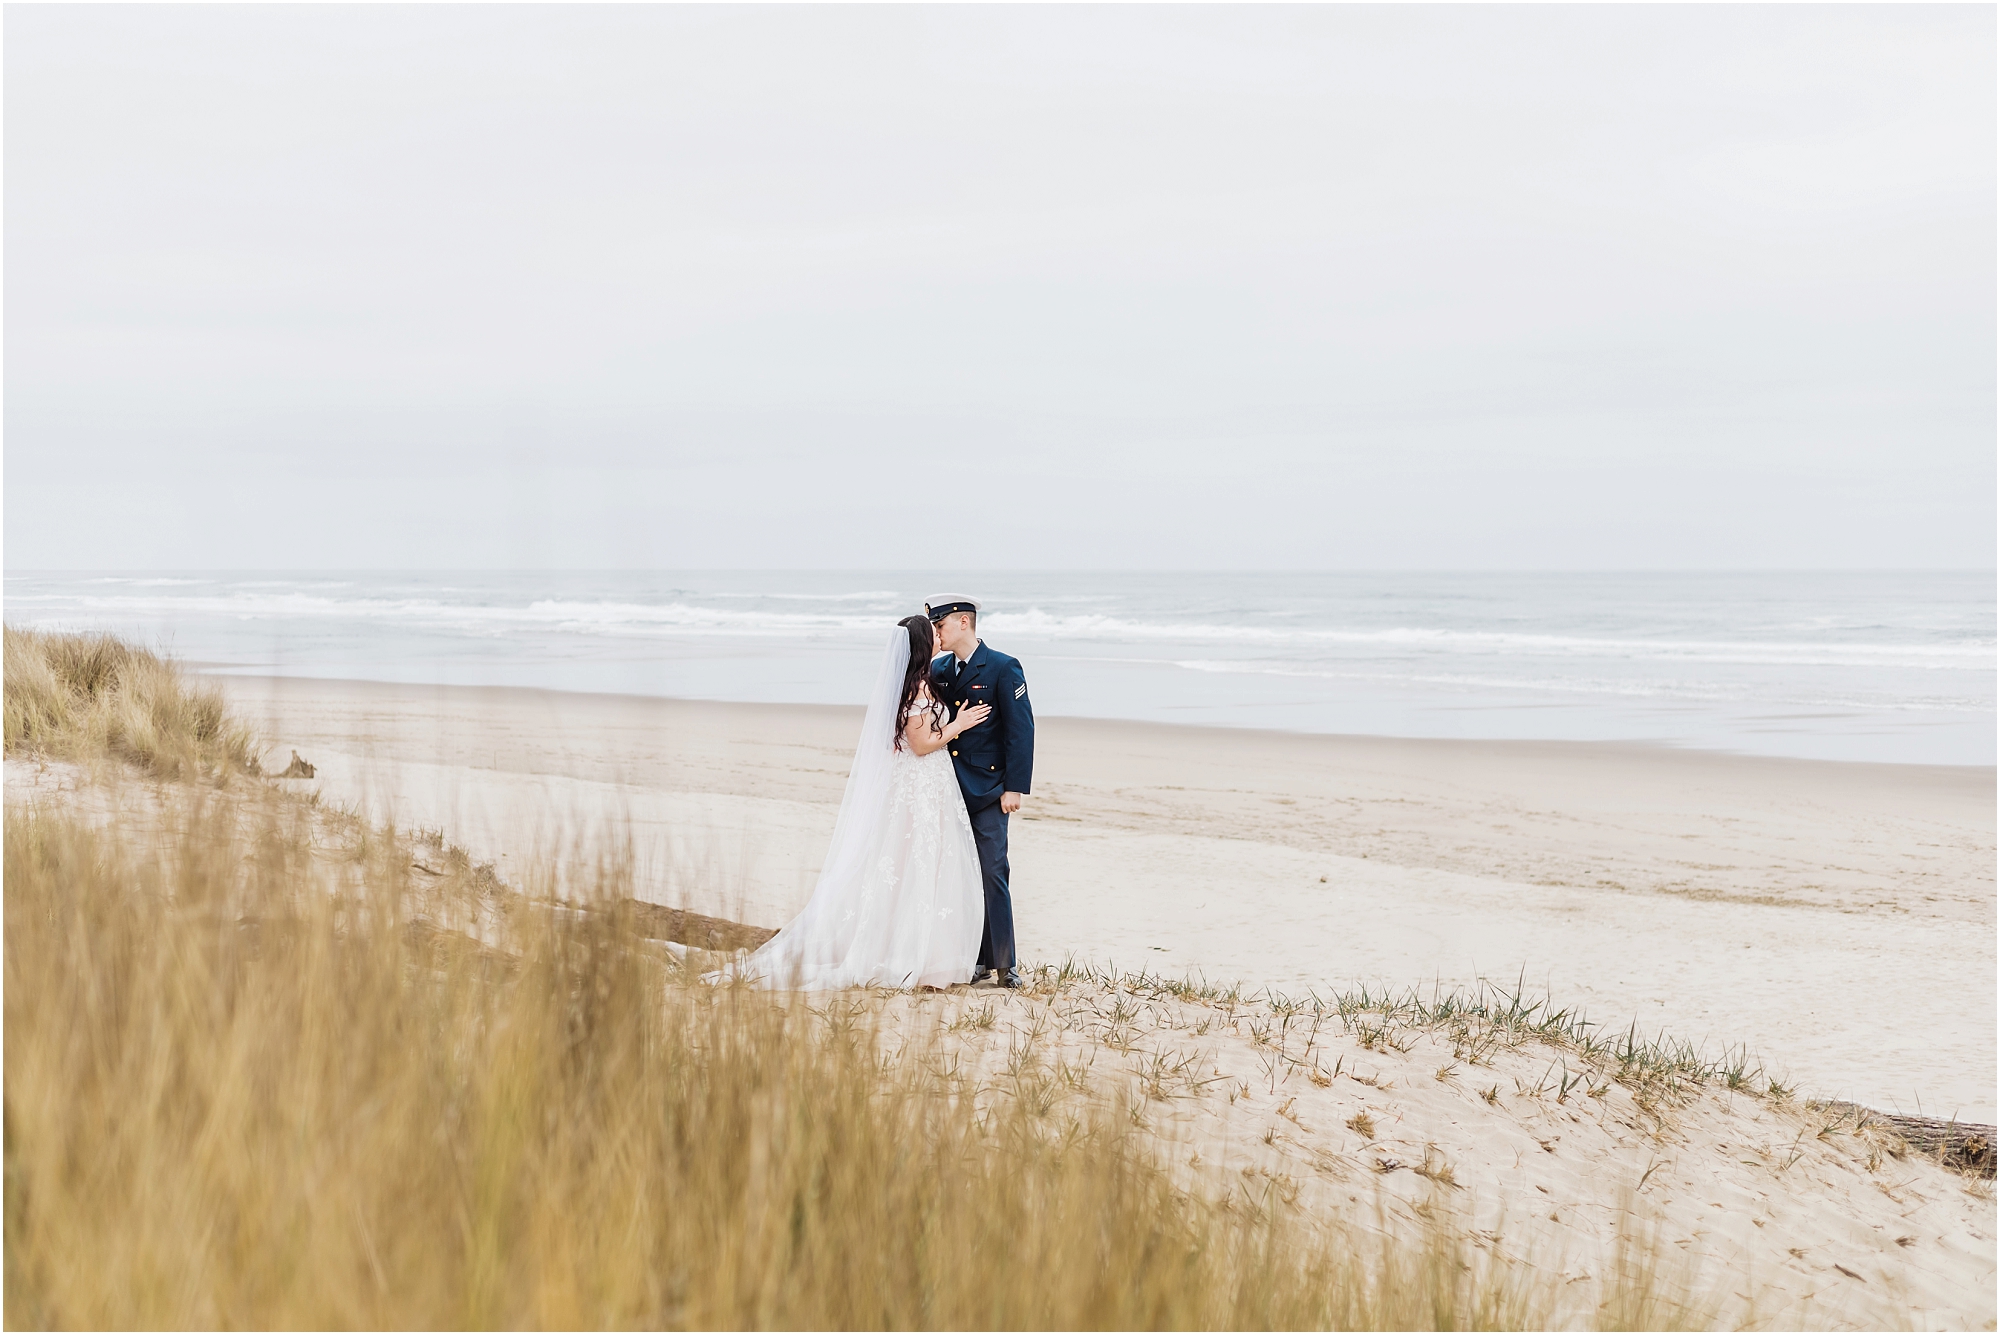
6, 787, 1723, 1330
3, 627, 258, 779
4, 635, 1993, 1329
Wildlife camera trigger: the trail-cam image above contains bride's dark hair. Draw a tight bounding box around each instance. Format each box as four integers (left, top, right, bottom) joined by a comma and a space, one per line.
893, 614, 941, 751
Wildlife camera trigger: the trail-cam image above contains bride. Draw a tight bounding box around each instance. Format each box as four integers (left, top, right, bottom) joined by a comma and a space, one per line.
722, 615, 990, 990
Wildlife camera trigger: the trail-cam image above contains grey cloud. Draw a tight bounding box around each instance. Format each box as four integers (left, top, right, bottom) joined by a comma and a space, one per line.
5, 5, 1991, 569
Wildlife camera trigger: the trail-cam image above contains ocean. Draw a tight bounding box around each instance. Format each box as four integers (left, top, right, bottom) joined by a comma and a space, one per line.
6, 570, 1993, 766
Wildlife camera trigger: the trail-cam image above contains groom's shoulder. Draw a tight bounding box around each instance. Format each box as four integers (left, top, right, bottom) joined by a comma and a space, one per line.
978, 645, 1024, 673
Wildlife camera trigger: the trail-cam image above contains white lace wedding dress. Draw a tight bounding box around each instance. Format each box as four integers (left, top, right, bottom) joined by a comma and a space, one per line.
721, 629, 984, 990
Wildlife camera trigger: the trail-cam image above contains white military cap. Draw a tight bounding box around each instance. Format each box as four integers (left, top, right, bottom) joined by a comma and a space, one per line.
924, 595, 980, 621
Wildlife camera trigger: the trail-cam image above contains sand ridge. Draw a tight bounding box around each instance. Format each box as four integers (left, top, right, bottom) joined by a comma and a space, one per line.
840, 972, 1997, 1330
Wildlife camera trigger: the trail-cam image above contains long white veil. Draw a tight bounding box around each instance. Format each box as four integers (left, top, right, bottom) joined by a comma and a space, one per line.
805, 626, 912, 912
721, 626, 913, 983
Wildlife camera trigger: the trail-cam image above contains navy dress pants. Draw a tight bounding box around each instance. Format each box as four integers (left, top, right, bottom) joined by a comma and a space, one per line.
967, 800, 1016, 972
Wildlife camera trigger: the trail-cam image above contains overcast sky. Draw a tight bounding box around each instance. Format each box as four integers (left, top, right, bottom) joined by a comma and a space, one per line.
6, 5, 1992, 571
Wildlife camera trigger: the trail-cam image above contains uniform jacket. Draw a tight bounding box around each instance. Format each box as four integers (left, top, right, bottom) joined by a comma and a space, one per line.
932, 641, 1034, 810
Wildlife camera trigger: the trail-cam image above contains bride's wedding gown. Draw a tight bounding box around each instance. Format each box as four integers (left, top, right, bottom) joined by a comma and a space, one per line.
726, 635, 984, 990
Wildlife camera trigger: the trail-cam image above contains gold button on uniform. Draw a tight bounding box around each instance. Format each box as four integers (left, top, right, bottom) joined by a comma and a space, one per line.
951, 750, 958, 756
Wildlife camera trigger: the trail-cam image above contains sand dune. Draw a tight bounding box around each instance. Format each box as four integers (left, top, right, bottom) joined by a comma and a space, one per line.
855, 973, 1996, 1330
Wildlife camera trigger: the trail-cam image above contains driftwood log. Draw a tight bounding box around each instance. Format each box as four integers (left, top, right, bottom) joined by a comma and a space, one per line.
622, 901, 777, 955
1815, 1101, 1996, 1178
399, 891, 774, 963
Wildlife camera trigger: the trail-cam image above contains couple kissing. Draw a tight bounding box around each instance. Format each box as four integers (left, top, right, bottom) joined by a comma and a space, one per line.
720, 595, 1035, 991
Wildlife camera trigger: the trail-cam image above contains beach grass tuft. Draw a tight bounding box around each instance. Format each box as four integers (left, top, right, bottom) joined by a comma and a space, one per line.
1045, 959, 1796, 1113
4, 627, 259, 778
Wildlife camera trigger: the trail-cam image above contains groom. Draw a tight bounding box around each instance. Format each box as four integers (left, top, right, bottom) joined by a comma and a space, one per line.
927, 596, 1034, 989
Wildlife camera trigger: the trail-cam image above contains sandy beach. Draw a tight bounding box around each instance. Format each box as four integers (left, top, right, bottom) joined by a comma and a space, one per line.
7, 635, 1993, 1328
215, 674, 1997, 1126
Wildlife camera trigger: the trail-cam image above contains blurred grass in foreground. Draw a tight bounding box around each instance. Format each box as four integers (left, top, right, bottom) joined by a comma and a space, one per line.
3, 627, 259, 778
2, 791, 1710, 1330
3, 633, 1711, 1329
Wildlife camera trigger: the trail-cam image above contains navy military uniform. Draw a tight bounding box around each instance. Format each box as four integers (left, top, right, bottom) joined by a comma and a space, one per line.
930, 634, 1034, 974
